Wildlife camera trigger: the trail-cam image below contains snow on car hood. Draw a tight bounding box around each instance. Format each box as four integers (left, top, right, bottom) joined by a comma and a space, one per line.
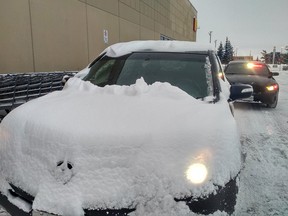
0, 78, 241, 216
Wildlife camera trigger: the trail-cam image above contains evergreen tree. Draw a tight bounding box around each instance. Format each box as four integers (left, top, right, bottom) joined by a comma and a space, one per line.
260, 50, 267, 62
217, 42, 224, 63
261, 49, 288, 64
282, 53, 288, 64
223, 37, 234, 64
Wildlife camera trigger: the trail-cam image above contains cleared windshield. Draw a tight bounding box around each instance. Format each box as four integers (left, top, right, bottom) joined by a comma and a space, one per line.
84, 53, 212, 99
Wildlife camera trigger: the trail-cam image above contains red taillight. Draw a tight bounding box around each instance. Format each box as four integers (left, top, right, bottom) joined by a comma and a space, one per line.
266, 84, 278, 91
247, 63, 263, 69
253, 64, 263, 68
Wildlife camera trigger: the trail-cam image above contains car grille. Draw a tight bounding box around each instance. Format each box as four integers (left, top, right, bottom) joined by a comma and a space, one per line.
6, 183, 136, 216
84, 208, 135, 216
251, 83, 264, 94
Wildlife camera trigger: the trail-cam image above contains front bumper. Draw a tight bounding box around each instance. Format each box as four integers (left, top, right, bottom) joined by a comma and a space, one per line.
175, 175, 238, 215
32, 209, 135, 216
253, 91, 278, 105
1, 176, 238, 216
237, 91, 278, 105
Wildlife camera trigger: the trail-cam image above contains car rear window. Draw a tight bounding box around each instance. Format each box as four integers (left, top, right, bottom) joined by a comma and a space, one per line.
225, 62, 270, 76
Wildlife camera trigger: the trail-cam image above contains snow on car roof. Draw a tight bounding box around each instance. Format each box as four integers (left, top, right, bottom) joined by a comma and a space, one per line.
102, 40, 214, 57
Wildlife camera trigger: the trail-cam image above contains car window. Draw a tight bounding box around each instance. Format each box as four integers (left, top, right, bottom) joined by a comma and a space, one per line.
83, 56, 117, 86
84, 52, 213, 99
225, 63, 270, 76
117, 53, 210, 98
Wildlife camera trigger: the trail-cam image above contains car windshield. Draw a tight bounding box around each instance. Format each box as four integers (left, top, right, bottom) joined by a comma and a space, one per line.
225, 62, 270, 76
84, 52, 213, 99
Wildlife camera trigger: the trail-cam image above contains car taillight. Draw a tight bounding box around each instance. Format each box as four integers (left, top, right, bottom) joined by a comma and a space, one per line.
247, 63, 263, 69
266, 84, 278, 91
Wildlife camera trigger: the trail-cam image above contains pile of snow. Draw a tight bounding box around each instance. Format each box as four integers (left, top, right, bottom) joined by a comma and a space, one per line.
0, 77, 241, 216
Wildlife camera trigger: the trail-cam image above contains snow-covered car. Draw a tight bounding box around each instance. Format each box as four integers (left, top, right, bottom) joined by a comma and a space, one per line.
0, 41, 252, 216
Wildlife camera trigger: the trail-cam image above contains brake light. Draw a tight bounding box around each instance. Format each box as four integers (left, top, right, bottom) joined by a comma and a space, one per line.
266, 84, 278, 91
247, 63, 263, 69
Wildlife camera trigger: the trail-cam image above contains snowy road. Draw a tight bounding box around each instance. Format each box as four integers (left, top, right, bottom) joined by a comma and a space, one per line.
234, 70, 288, 216
1, 71, 288, 216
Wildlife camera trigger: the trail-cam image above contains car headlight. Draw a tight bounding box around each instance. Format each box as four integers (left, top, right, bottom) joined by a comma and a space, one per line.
266, 84, 278, 91
186, 163, 208, 184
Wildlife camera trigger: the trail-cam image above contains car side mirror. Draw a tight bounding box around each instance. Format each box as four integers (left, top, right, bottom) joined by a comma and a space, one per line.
230, 84, 253, 101
268, 71, 279, 78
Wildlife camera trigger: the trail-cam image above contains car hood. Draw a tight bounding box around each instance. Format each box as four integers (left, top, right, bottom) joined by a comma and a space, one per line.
226, 74, 274, 85
0, 78, 241, 215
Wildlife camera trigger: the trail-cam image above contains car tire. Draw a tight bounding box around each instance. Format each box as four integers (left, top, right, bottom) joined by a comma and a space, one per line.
266, 95, 278, 108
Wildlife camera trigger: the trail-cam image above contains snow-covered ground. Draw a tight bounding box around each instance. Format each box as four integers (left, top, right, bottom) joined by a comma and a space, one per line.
234, 70, 288, 215
1, 70, 288, 216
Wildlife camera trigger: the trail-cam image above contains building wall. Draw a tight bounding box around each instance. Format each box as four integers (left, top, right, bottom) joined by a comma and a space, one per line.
233, 56, 254, 61
0, 0, 197, 74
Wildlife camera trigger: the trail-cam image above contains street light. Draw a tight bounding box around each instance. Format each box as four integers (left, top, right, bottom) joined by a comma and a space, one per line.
272, 46, 276, 65
234, 47, 238, 57
208, 31, 213, 43
280, 47, 284, 68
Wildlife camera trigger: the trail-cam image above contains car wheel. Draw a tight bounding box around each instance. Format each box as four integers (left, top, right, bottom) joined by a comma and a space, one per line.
266, 95, 278, 108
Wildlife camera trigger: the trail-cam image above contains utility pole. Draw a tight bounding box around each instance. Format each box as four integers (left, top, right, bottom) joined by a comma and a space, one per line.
272, 46, 276, 65
214, 40, 217, 49
208, 31, 212, 43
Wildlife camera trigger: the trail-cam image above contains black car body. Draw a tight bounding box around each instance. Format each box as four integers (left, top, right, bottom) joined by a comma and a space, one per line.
225, 61, 279, 108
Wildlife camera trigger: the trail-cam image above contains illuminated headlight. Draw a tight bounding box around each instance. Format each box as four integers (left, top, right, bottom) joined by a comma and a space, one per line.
186, 163, 208, 184
266, 84, 278, 91
218, 72, 224, 79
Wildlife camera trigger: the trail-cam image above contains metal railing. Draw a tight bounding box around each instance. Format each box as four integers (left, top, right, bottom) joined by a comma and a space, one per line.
0, 72, 75, 121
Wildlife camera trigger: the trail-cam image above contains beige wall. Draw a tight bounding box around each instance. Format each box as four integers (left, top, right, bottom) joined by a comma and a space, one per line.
0, 0, 34, 73
0, 0, 197, 74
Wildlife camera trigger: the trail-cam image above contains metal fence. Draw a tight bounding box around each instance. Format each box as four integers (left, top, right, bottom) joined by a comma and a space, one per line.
0, 72, 75, 121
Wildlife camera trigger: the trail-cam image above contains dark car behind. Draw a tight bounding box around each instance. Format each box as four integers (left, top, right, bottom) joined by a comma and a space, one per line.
225, 61, 279, 108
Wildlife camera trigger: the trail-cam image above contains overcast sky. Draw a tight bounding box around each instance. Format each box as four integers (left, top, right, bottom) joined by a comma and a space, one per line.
189, 0, 288, 59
